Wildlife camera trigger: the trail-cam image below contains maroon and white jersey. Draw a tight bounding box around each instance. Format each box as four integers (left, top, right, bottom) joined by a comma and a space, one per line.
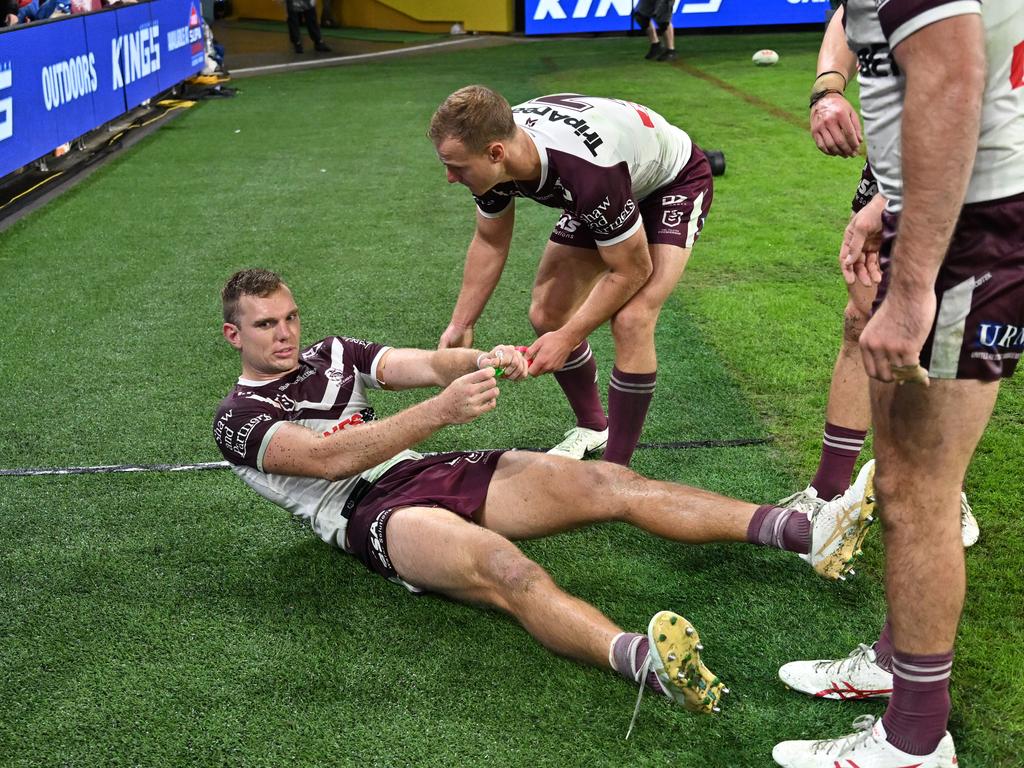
474, 94, 693, 246
213, 336, 420, 550
845, 0, 1024, 211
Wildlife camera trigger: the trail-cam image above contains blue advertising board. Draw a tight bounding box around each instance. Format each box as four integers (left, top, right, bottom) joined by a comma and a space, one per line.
525, 0, 832, 36
0, 0, 203, 178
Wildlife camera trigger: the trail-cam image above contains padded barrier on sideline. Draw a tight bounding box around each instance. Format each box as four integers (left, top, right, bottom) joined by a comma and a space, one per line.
0, 0, 205, 177
524, 0, 830, 36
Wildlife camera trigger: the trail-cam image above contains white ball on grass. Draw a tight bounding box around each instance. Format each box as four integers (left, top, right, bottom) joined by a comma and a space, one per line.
752, 49, 780, 66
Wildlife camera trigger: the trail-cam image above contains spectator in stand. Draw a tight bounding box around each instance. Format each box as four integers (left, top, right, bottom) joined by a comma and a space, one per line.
15, 0, 70, 23
3, 0, 18, 26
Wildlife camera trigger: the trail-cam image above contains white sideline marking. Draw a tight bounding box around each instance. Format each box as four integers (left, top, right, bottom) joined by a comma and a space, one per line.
233, 37, 489, 76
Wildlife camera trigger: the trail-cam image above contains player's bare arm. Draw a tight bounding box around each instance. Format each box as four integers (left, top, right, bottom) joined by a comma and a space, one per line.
377, 346, 528, 390
859, 15, 985, 382
260, 367, 500, 481
528, 227, 653, 375
810, 4, 862, 158
439, 206, 516, 349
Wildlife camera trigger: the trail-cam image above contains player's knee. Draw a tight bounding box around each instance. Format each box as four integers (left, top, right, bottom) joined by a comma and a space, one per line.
611, 305, 657, 345
480, 546, 549, 603
588, 461, 643, 519
656, 21, 669, 34
528, 301, 562, 334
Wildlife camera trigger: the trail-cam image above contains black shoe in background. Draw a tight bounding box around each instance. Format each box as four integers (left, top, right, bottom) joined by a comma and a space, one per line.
645, 42, 664, 60
658, 48, 678, 62
293, 42, 304, 54
314, 41, 332, 52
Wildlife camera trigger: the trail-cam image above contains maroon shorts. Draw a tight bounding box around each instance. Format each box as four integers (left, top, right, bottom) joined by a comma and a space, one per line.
345, 450, 507, 583
549, 145, 714, 250
873, 190, 1024, 380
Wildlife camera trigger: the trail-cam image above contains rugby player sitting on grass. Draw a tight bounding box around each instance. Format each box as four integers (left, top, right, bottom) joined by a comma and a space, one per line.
214, 268, 877, 735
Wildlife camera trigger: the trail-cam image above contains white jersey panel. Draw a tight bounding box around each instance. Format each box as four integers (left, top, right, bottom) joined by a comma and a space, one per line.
847, 0, 1024, 210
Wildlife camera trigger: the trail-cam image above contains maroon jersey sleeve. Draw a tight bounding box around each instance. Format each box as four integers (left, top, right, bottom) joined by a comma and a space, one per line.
473, 182, 517, 218
877, 0, 980, 46
331, 336, 389, 383
213, 398, 283, 469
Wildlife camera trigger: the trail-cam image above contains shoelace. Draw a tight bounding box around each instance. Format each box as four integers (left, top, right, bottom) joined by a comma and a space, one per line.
776, 489, 823, 515
811, 715, 879, 755
625, 654, 654, 740
813, 643, 876, 674
555, 429, 591, 454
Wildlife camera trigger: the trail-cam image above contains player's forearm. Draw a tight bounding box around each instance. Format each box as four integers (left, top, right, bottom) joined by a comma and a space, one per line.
450, 235, 509, 327
562, 264, 649, 343
816, 5, 856, 87
889, 18, 984, 294
428, 348, 485, 387
317, 399, 449, 480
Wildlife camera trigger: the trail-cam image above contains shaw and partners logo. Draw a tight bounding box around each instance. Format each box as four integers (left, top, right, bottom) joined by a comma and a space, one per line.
112, 22, 161, 89
0, 63, 11, 143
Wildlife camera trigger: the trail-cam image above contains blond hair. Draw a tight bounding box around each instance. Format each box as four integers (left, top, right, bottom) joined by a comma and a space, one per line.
428, 85, 516, 153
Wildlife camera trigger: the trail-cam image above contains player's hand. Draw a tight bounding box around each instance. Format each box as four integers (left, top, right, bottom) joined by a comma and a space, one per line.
858, 288, 934, 385
810, 93, 862, 158
438, 322, 473, 350
526, 330, 577, 376
478, 344, 529, 380
839, 203, 884, 287
434, 368, 499, 424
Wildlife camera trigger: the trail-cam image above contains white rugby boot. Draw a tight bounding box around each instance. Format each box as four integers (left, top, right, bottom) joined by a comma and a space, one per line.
625, 611, 728, 739
773, 716, 957, 768
807, 460, 877, 580
960, 492, 979, 548
776, 485, 821, 516
778, 643, 893, 700
546, 426, 608, 459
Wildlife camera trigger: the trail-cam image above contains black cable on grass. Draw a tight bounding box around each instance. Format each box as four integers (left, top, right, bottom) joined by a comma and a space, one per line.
0, 437, 773, 478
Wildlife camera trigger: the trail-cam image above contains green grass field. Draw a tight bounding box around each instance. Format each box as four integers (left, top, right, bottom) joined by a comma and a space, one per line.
1, 32, 1021, 767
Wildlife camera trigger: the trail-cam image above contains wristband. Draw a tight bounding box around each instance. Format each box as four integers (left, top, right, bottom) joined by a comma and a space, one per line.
809, 88, 845, 109
814, 70, 848, 89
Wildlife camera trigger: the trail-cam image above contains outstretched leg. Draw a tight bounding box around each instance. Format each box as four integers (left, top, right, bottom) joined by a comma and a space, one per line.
387, 505, 618, 665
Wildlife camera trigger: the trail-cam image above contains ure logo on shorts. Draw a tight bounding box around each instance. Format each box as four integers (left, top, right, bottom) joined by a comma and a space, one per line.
977, 322, 1024, 351
662, 194, 687, 206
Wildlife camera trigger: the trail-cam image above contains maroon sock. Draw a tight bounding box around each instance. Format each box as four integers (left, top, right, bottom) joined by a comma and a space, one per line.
810, 422, 868, 499
610, 632, 667, 696
873, 619, 895, 672
746, 505, 811, 553
552, 341, 607, 431
603, 367, 656, 466
882, 648, 954, 755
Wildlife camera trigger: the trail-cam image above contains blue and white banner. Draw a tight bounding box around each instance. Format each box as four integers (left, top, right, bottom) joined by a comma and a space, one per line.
525, 0, 832, 36
0, 0, 204, 177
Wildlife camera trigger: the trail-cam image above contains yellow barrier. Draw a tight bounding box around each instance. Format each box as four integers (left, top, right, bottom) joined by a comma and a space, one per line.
232, 0, 514, 33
